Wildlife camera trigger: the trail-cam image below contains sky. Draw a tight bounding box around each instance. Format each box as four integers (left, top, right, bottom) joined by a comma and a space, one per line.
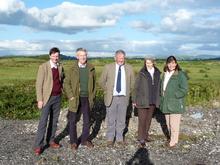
0, 0, 220, 58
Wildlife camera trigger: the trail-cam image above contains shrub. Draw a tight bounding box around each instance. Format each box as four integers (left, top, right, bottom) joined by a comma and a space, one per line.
199, 69, 206, 73
1, 80, 220, 120
0, 81, 39, 120
204, 74, 208, 78
186, 81, 220, 106
0, 80, 70, 120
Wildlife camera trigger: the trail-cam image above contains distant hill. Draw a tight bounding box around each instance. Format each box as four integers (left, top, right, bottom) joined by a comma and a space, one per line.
31, 54, 77, 60
0, 54, 220, 60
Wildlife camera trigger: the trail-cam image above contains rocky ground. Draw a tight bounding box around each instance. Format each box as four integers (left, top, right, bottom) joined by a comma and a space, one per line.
0, 106, 220, 165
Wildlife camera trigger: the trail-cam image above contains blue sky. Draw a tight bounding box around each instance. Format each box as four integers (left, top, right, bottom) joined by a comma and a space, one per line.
0, 0, 220, 58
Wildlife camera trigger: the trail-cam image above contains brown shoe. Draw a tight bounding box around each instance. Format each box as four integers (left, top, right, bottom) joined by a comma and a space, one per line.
106, 141, 114, 147
34, 147, 42, 156
49, 141, 61, 149
70, 143, 78, 151
81, 141, 94, 148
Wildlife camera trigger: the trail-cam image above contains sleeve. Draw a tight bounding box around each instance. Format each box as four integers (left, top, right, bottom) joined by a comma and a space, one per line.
93, 68, 96, 99
63, 69, 74, 99
133, 73, 140, 103
36, 65, 44, 102
130, 66, 135, 102
98, 65, 108, 91
175, 71, 188, 99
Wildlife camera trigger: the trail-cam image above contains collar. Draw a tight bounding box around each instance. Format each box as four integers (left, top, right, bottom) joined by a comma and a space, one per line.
147, 67, 155, 73
165, 70, 175, 76
78, 62, 87, 68
50, 60, 58, 69
116, 63, 124, 68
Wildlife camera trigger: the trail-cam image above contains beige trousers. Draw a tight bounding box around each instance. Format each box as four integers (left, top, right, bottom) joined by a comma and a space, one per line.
165, 114, 181, 146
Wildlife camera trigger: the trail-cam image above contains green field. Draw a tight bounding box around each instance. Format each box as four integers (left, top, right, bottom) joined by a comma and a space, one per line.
0, 56, 220, 119
1, 57, 220, 84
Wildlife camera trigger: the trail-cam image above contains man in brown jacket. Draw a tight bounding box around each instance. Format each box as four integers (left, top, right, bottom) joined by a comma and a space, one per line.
99, 50, 135, 147
34, 47, 64, 156
64, 48, 96, 150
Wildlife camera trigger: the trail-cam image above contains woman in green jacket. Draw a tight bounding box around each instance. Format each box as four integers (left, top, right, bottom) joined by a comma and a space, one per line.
160, 56, 188, 148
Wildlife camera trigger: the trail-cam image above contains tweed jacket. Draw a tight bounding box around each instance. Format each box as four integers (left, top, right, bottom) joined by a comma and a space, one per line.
99, 63, 135, 107
160, 70, 188, 114
64, 61, 96, 112
36, 61, 64, 106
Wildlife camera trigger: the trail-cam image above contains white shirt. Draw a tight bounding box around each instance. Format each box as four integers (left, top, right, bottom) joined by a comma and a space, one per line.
50, 60, 57, 69
163, 70, 174, 91
147, 67, 155, 79
78, 62, 86, 68
113, 64, 126, 96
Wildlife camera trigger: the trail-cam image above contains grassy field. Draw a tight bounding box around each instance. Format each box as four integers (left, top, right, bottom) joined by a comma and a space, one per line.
0, 56, 220, 119
0, 56, 220, 85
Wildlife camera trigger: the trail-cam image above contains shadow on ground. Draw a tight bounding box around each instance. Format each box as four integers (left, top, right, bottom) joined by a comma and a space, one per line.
126, 148, 154, 165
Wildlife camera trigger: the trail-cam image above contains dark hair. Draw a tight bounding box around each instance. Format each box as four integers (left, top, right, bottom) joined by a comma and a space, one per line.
163, 55, 181, 72
76, 48, 87, 55
49, 47, 60, 56
115, 49, 126, 56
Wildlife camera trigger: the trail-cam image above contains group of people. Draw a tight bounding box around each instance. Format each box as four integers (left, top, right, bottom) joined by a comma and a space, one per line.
33, 47, 188, 156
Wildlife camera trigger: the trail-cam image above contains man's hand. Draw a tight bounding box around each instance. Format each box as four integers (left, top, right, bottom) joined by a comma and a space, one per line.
37, 101, 43, 109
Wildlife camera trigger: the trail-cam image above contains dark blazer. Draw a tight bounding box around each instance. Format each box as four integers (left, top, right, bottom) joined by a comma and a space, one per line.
134, 66, 161, 108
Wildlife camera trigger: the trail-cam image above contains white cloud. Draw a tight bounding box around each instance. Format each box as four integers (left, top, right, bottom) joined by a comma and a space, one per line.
178, 44, 202, 51
0, 38, 220, 57
161, 9, 193, 32
0, 0, 25, 13
0, 40, 43, 53
0, 0, 150, 34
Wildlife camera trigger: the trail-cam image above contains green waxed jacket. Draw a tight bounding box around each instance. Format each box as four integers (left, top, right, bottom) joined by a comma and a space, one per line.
64, 61, 96, 112
160, 70, 188, 114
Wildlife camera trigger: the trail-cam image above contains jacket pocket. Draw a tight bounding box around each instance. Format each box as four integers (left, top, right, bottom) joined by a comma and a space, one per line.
167, 98, 183, 113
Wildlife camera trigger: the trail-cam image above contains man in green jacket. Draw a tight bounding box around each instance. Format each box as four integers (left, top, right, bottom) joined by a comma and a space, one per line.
99, 50, 135, 147
64, 48, 96, 150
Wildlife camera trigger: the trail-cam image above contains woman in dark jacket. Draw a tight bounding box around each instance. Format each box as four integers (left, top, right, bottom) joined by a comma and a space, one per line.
134, 58, 161, 147
160, 56, 188, 148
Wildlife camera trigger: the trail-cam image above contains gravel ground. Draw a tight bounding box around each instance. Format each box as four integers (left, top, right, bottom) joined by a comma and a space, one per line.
0, 106, 220, 165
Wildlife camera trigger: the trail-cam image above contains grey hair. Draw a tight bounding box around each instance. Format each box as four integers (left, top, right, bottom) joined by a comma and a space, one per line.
115, 49, 126, 56
76, 48, 87, 55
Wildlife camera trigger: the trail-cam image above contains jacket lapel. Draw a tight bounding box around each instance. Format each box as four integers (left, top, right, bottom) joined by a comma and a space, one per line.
112, 63, 116, 82
47, 61, 53, 82
58, 64, 63, 81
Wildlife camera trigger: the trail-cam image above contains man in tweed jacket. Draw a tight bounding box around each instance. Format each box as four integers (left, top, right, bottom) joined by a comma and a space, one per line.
34, 47, 64, 155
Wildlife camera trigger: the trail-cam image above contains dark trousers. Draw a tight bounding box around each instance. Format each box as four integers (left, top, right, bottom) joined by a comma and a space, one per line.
68, 97, 90, 144
138, 105, 155, 142
34, 95, 61, 148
